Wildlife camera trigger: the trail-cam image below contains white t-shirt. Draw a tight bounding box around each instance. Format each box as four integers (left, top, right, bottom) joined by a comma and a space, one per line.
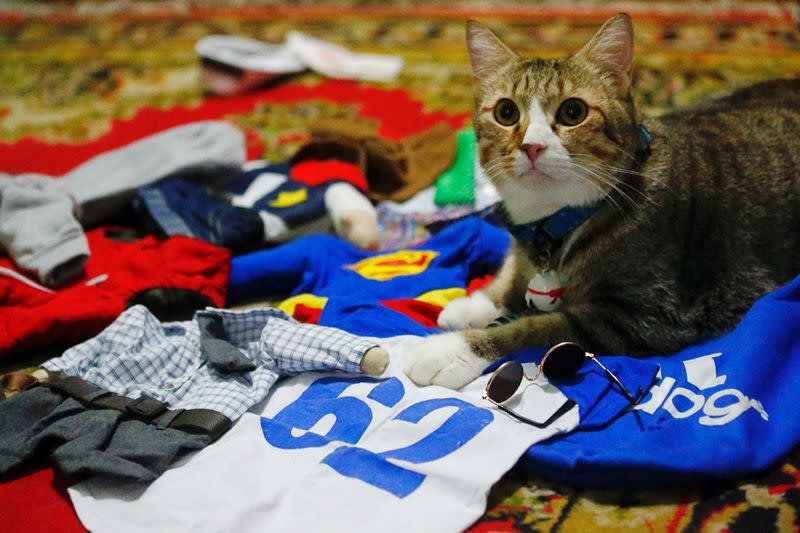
68, 337, 579, 533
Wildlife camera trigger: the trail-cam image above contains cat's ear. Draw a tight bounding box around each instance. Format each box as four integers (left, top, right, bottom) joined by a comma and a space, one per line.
574, 13, 634, 94
466, 20, 518, 90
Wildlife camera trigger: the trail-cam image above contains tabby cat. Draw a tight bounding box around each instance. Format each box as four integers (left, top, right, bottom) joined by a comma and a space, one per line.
400, 14, 800, 389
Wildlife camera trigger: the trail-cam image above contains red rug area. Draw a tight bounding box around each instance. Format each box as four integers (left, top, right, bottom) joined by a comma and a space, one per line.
0, 80, 468, 174
0, 468, 86, 533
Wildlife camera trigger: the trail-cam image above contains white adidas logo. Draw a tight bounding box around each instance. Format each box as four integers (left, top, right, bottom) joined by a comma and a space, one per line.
634, 352, 769, 426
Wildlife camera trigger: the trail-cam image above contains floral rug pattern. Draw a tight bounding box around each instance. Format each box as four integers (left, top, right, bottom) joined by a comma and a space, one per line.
2, 3, 800, 531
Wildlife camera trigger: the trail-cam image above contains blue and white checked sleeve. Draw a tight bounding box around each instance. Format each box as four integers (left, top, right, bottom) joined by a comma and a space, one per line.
261, 314, 379, 374
44, 305, 380, 421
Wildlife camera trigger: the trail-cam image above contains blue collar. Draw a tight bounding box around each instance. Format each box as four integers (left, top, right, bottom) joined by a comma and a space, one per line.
503, 202, 601, 247
502, 125, 651, 247
635, 123, 652, 157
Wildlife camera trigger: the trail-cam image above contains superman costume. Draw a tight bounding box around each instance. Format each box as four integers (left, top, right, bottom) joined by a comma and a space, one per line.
229, 217, 511, 337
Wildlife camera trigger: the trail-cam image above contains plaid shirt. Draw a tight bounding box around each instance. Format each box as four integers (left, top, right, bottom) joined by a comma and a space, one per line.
44, 305, 377, 420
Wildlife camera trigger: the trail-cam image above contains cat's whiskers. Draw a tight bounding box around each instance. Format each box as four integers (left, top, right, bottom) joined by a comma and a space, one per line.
482, 156, 631, 217
483, 166, 510, 188
568, 154, 659, 207
580, 169, 647, 218
606, 143, 640, 166
481, 158, 514, 184
546, 161, 628, 216
482, 151, 652, 218
481, 159, 506, 178
554, 160, 645, 217
601, 143, 680, 197
570, 153, 648, 177
575, 155, 679, 200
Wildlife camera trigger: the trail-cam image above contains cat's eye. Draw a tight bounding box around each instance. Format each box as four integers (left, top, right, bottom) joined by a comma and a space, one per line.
556, 98, 588, 126
493, 98, 520, 126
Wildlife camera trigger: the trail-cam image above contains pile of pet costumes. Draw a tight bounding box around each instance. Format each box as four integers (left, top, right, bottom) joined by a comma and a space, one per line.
0, 33, 798, 533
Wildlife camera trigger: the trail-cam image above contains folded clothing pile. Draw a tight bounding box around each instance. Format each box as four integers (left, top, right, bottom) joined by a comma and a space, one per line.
0, 121, 246, 288
0, 304, 384, 482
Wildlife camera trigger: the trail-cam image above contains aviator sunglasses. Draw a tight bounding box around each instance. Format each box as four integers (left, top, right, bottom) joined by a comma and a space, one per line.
482, 342, 640, 427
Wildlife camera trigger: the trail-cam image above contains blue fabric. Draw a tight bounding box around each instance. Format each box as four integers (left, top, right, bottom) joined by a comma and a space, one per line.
505, 203, 601, 246
136, 162, 333, 250
486, 352, 659, 433
229, 217, 512, 338
223, 163, 291, 195
137, 180, 264, 249
224, 163, 330, 228
517, 276, 800, 488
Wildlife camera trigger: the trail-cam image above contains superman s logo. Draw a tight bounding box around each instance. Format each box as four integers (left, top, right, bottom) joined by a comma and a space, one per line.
346, 250, 439, 281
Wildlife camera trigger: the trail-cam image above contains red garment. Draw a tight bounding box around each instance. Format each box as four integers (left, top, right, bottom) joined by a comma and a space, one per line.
0, 228, 230, 359
466, 275, 494, 295
0, 468, 87, 533
380, 299, 442, 329
290, 160, 369, 192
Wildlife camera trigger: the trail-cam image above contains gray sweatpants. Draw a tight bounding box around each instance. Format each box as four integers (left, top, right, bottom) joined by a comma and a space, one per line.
0, 386, 212, 483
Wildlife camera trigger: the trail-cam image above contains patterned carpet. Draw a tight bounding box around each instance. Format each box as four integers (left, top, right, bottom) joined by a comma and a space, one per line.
2, 2, 800, 531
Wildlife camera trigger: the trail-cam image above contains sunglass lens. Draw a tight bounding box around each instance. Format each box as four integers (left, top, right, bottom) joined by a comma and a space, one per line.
542, 342, 586, 379
486, 361, 524, 404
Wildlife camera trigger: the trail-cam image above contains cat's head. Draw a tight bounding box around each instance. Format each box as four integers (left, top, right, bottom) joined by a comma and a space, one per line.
467, 14, 640, 223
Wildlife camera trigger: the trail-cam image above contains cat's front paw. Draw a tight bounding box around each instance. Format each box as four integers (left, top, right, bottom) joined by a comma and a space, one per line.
400, 332, 489, 389
437, 292, 501, 330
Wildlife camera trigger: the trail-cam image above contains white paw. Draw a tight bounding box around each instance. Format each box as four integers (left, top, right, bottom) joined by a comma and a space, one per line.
337, 209, 379, 250
437, 292, 501, 330
325, 182, 379, 250
400, 333, 489, 389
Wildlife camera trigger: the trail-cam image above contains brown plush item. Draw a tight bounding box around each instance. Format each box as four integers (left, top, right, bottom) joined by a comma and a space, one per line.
310, 117, 455, 202
290, 136, 368, 173
0, 370, 40, 399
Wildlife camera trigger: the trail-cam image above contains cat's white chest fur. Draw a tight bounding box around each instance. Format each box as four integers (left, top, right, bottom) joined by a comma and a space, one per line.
525, 270, 564, 312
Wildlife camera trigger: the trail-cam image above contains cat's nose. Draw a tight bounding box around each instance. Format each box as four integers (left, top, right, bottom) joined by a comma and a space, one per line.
523, 143, 546, 167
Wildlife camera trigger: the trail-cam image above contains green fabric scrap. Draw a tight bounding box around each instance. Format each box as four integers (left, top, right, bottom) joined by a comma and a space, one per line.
434, 128, 476, 206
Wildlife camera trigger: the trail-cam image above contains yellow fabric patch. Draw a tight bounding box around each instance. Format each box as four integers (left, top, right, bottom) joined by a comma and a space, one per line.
268, 188, 308, 208
346, 250, 439, 281
414, 287, 466, 307
278, 293, 328, 315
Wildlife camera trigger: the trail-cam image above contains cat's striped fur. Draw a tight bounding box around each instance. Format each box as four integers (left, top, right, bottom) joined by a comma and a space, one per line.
400, 14, 800, 389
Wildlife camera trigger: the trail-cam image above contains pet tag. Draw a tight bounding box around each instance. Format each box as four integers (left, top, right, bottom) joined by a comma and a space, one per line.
525, 270, 564, 312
